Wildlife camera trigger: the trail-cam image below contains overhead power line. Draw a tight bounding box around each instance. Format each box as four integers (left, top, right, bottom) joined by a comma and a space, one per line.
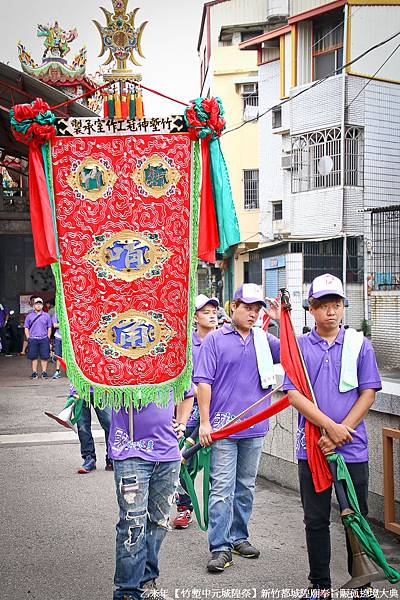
222, 29, 400, 137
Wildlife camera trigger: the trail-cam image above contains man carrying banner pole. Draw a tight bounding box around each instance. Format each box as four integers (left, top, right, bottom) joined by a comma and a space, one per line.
282, 274, 382, 597
195, 283, 280, 573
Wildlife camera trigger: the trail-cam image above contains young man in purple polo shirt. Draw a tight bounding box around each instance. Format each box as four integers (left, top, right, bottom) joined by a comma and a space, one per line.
195, 284, 280, 573
108, 388, 193, 600
24, 297, 52, 379
283, 274, 382, 598
173, 294, 219, 530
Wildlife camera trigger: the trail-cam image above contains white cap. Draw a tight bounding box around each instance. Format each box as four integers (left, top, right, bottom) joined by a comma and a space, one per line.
33, 297, 44, 304
308, 274, 345, 299
195, 294, 219, 311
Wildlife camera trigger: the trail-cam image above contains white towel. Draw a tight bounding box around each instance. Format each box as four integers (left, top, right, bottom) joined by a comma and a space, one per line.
339, 328, 364, 392
253, 327, 276, 389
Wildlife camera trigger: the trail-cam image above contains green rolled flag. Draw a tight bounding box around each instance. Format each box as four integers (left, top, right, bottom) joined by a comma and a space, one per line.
327, 453, 400, 584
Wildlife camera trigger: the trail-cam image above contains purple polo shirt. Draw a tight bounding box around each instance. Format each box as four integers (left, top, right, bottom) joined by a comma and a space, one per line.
187, 330, 202, 428
194, 324, 280, 439
108, 394, 181, 462
24, 310, 52, 339
283, 327, 382, 463
52, 313, 62, 339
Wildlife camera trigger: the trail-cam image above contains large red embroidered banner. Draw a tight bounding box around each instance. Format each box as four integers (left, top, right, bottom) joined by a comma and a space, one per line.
50, 129, 198, 408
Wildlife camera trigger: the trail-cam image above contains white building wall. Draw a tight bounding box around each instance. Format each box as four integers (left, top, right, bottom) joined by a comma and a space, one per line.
290, 75, 343, 134
290, 188, 343, 237
363, 80, 400, 209
349, 5, 400, 83
343, 188, 364, 235
285, 253, 304, 334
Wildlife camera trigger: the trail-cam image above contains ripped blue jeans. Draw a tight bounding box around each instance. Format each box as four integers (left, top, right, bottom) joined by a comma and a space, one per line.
113, 457, 180, 600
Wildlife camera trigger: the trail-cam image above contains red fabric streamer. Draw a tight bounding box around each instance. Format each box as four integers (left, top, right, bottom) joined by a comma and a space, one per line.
261, 308, 271, 332
185, 97, 226, 264
10, 98, 57, 267
280, 304, 332, 493
198, 140, 220, 262
210, 395, 290, 441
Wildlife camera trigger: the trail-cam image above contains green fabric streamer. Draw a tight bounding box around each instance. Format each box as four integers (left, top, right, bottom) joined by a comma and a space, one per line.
327, 453, 400, 584
180, 445, 211, 532
64, 395, 84, 425
209, 138, 241, 254
46, 140, 201, 410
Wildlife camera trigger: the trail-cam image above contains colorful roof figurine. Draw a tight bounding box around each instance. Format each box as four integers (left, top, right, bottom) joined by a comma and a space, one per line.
17, 21, 92, 91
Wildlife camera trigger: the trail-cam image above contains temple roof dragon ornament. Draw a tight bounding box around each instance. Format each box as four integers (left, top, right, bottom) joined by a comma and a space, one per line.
17, 21, 88, 86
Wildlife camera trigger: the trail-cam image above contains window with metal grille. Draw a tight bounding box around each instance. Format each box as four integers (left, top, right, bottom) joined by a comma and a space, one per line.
289, 237, 363, 283
313, 18, 344, 80
243, 169, 259, 210
272, 106, 282, 129
242, 83, 258, 109
272, 201, 283, 221
291, 127, 363, 193
371, 207, 400, 290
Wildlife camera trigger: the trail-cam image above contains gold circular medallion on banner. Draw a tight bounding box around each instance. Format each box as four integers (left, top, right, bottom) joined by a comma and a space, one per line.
66, 157, 117, 201
105, 310, 162, 359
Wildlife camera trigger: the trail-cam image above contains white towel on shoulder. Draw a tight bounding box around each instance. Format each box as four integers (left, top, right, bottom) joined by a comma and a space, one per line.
253, 327, 276, 389
339, 328, 364, 392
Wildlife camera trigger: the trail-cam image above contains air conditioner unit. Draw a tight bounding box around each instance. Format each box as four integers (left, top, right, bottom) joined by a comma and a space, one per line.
281, 153, 291, 170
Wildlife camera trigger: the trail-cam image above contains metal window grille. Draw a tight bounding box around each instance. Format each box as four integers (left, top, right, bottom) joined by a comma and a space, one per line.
272, 202, 283, 221
345, 127, 364, 186
244, 169, 259, 210
242, 83, 259, 109
371, 207, 400, 290
272, 106, 282, 129
289, 238, 363, 283
291, 127, 363, 193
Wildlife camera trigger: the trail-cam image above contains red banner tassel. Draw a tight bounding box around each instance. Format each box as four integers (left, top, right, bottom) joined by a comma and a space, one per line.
28, 146, 58, 267
121, 91, 128, 119
197, 139, 220, 263
103, 93, 109, 118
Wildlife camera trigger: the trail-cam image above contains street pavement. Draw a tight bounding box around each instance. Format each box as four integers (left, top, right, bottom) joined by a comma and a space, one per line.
1, 355, 399, 600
